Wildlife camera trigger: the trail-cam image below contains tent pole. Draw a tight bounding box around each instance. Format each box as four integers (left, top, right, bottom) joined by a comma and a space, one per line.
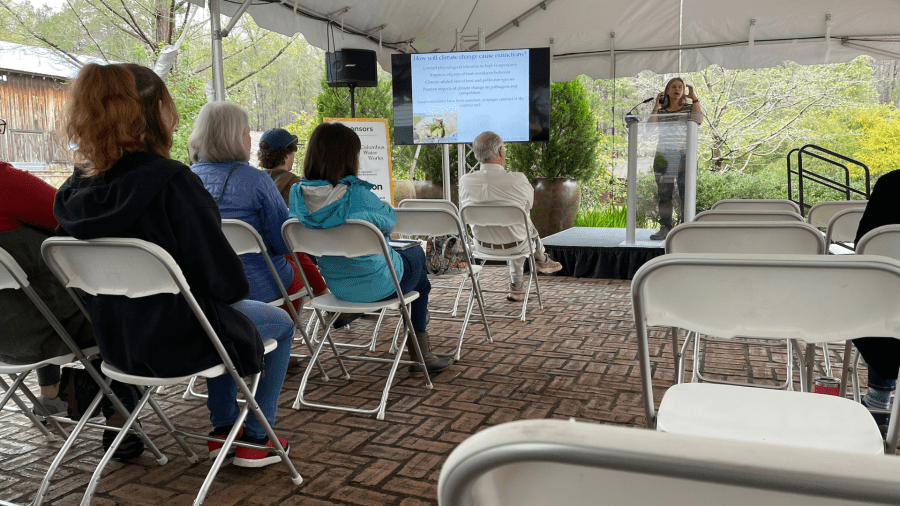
209, 0, 226, 102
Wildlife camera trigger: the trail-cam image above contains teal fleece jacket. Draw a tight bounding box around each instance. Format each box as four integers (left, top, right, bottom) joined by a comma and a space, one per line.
288, 175, 403, 302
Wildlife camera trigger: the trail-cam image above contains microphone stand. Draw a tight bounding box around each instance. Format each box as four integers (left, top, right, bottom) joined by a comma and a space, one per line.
624, 98, 655, 125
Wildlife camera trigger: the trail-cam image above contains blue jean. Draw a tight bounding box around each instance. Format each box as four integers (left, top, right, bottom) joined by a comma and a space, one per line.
381, 246, 431, 333
206, 299, 293, 439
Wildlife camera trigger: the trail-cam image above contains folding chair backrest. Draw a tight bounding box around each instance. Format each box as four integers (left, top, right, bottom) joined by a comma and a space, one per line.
221, 219, 267, 256
824, 208, 865, 246
857, 224, 900, 259
397, 199, 459, 215
806, 200, 867, 228
394, 208, 464, 238
665, 222, 825, 255
633, 253, 900, 346
459, 204, 528, 228
710, 199, 801, 214
437, 419, 900, 506
693, 210, 805, 223
0, 247, 29, 290
41, 237, 186, 298
281, 219, 388, 258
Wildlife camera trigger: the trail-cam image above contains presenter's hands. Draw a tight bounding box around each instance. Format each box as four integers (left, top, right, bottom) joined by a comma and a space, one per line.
653, 91, 664, 112
686, 84, 698, 101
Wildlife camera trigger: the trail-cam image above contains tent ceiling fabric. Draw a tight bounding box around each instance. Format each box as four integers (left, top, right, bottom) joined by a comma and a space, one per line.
194, 0, 900, 80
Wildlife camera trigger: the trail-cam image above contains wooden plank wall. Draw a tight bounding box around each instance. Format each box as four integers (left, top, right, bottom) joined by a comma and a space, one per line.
0, 72, 74, 180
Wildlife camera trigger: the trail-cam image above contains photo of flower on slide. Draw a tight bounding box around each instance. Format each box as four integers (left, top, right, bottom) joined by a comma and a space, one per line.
413, 113, 458, 144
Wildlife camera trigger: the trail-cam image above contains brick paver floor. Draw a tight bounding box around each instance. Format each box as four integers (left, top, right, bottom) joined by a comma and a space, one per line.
0, 268, 859, 505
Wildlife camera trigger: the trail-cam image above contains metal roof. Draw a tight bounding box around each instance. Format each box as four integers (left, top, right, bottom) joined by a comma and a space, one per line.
0, 41, 108, 80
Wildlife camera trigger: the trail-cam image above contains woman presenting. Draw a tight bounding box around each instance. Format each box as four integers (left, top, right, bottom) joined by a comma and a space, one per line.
649, 77, 703, 240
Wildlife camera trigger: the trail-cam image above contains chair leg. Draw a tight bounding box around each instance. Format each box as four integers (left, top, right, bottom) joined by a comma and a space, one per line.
821, 343, 833, 377
28, 389, 105, 506
851, 349, 862, 402
144, 392, 198, 462
529, 256, 545, 310
839, 341, 854, 399
471, 272, 493, 343
183, 375, 206, 400
0, 373, 62, 440
792, 340, 808, 392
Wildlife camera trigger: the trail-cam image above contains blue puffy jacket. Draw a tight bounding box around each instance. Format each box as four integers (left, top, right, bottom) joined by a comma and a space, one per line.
289, 176, 403, 302
191, 160, 292, 303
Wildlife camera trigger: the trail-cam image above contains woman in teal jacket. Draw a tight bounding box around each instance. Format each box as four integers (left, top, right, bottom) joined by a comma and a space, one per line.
289, 122, 452, 376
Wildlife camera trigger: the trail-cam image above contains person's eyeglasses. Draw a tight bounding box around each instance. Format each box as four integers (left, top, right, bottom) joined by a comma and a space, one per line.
0, 119, 6, 135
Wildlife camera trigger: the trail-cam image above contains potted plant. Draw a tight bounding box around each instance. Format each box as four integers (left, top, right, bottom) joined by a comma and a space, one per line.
507, 76, 600, 237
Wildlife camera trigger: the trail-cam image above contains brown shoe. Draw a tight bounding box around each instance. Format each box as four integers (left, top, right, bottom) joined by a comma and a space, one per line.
534, 257, 562, 274
407, 331, 453, 378
507, 282, 525, 302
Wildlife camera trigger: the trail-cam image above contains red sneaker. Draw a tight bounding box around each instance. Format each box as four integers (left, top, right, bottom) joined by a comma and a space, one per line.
208, 427, 243, 459
233, 436, 290, 468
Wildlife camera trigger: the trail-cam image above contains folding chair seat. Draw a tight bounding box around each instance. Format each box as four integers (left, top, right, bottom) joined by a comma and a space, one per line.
40, 237, 302, 505
393, 208, 492, 361
459, 204, 544, 321
281, 218, 434, 420
179, 219, 346, 401
0, 246, 164, 506
709, 198, 801, 214
396, 199, 472, 318
664, 221, 825, 390
633, 253, 899, 454
437, 419, 900, 506
693, 209, 805, 222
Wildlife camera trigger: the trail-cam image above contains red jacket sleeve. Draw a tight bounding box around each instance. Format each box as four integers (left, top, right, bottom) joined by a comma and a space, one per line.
0, 162, 58, 232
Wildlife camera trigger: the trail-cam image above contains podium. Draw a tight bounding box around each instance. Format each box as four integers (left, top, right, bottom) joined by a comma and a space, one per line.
623, 113, 700, 244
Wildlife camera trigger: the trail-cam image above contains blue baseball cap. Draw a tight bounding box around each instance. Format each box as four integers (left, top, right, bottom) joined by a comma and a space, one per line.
259, 128, 298, 153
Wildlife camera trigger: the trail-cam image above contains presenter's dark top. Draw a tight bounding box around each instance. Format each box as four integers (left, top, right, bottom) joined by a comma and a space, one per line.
53, 151, 265, 378
656, 103, 693, 122
855, 169, 900, 244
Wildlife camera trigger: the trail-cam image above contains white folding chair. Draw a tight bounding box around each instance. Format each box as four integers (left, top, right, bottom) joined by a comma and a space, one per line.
459, 204, 544, 321
397, 199, 471, 317
693, 209, 805, 222
394, 208, 493, 361
806, 200, 867, 229
664, 221, 825, 389
710, 198, 801, 214
633, 253, 899, 454
840, 224, 900, 410
437, 419, 900, 506
824, 207, 866, 254
41, 237, 302, 505
282, 218, 433, 420
0, 246, 167, 506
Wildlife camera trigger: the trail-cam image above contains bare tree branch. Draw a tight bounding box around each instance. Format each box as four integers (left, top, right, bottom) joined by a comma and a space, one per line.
227, 37, 295, 90
0, 0, 86, 68
193, 34, 269, 74
117, 0, 156, 50
64, 0, 109, 62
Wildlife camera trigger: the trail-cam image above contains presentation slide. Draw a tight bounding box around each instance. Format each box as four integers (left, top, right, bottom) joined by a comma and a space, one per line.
409, 49, 530, 144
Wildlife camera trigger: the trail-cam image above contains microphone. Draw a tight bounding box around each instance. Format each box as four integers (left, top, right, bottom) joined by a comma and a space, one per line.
624, 98, 655, 125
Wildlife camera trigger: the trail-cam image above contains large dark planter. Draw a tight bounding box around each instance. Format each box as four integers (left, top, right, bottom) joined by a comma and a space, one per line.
530, 177, 580, 238
391, 180, 416, 205
413, 180, 459, 207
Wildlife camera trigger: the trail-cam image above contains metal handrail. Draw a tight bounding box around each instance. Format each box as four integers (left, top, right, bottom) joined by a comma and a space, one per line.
787, 145, 870, 217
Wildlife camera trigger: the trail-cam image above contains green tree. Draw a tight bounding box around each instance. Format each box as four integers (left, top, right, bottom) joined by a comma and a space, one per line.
507, 76, 600, 182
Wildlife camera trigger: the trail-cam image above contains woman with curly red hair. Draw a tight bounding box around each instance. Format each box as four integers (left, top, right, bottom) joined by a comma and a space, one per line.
54, 63, 294, 467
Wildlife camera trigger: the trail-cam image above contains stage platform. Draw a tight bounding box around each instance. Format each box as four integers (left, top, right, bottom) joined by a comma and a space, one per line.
542, 227, 665, 280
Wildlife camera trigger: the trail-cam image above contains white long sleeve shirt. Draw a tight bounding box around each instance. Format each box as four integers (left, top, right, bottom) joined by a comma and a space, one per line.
459, 163, 535, 245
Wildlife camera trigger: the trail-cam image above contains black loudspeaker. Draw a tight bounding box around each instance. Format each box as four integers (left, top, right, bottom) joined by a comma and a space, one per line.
326, 49, 378, 88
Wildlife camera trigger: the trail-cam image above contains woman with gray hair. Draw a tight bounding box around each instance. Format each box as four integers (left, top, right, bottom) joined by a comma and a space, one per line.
189, 101, 329, 315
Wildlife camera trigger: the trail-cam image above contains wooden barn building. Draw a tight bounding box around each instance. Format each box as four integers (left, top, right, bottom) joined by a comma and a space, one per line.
0, 41, 105, 186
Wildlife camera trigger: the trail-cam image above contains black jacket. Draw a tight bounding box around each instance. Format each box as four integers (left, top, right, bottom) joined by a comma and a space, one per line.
54, 151, 264, 378
855, 169, 900, 245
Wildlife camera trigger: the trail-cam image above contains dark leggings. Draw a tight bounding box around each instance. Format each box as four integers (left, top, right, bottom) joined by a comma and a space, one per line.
381, 246, 431, 333
853, 337, 900, 388
36, 365, 60, 387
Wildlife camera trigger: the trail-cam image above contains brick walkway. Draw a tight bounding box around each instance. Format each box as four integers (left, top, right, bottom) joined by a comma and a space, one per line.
0, 268, 854, 505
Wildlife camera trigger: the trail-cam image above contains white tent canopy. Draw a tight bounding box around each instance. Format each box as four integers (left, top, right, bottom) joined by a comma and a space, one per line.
193, 0, 900, 84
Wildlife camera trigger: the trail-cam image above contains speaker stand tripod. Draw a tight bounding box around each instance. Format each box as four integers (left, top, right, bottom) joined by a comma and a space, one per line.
348, 83, 357, 118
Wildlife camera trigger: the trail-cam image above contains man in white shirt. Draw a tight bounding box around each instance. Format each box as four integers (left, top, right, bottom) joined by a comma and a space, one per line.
459, 131, 562, 301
